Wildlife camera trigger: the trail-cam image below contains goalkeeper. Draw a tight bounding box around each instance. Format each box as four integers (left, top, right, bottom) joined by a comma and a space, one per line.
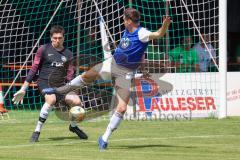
43, 8, 171, 149
12, 25, 88, 142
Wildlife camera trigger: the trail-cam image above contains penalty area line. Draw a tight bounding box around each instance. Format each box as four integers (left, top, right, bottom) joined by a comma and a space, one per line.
0, 134, 237, 149
110, 134, 238, 142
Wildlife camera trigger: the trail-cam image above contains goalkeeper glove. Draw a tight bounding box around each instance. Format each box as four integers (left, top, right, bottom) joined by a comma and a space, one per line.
12, 89, 25, 105
12, 84, 28, 105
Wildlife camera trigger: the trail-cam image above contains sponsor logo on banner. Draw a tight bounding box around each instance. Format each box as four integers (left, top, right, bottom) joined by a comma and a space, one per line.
125, 73, 218, 119
135, 78, 216, 112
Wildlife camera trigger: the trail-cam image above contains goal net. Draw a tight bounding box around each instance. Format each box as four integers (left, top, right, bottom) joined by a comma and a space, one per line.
0, 0, 220, 121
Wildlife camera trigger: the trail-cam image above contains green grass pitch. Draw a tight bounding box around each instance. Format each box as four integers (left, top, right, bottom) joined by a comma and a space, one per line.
0, 111, 240, 160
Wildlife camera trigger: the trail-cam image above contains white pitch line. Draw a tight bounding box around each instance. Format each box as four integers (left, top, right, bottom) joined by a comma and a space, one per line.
110, 134, 238, 142
0, 134, 237, 149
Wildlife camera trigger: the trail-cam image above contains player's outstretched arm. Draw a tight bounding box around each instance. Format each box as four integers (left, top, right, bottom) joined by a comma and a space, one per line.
12, 81, 29, 104
149, 16, 171, 41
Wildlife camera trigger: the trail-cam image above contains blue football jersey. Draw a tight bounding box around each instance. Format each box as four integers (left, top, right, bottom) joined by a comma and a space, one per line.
113, 26, 149, 69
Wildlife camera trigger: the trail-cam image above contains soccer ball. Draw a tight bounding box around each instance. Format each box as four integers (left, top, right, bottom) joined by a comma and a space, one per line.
69, 106, 85, 122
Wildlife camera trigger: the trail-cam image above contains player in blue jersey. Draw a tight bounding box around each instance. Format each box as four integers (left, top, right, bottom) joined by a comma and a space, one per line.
12, 25, 88, 142
43, 8, 171, 149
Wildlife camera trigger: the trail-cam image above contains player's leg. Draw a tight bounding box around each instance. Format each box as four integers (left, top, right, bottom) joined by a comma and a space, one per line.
98, 58, 133, 149
30, 94, 56, 142
99, 87, 130, 150
65, 92, 88, 139
42, 59, 111, 95
43, 67, 100, 95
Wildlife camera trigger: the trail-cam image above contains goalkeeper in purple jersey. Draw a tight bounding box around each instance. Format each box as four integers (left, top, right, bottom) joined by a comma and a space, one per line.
43, 8, 171, 149
12, 25, 88, 142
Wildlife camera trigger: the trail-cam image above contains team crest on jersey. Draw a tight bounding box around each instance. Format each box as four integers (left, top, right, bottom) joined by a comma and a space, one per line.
61, 56, 67, 62
120, 38, 131, 49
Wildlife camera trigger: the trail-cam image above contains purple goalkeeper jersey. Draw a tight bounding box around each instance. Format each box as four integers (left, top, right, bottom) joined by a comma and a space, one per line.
26, 43, 75, 86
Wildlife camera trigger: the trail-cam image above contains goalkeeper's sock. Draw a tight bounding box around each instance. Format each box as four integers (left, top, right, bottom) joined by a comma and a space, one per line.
102, 111, 123, 142
35, 103, 52, 132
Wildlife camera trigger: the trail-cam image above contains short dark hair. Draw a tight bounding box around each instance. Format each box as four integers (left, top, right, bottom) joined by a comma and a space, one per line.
124, 8, 140, 23
50, 25, 65, 37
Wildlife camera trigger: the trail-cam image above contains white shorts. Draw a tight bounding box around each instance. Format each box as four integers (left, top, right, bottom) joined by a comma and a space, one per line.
93, 57, 134, 90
